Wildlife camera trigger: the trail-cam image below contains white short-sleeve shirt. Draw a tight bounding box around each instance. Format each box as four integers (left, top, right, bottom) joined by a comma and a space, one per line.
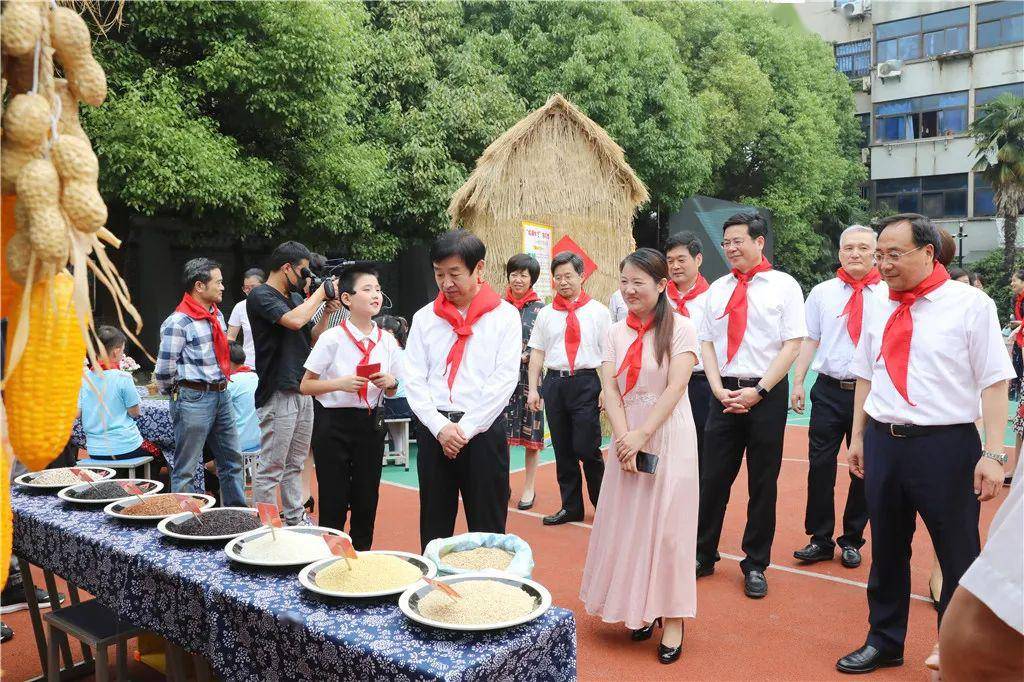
608, 290, 628, 324
674, 283, 711, 372
528, 298, 612, 371
228, 299, 255, 367
850, 280, 1015, 425
303, 320, 403, 409
805, 277, 888, 380
698, 269, 807, 378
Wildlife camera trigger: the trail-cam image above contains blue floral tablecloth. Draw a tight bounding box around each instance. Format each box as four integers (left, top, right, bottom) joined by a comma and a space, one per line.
71, 389, 205, 491
12, 490, 578, 682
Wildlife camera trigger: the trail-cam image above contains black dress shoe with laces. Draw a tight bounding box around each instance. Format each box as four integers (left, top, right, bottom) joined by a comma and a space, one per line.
744, 570, 767, 598
630, 617, 662, 641
542, 509, 582, 526
793, 542, 834, 563
836, 644, 903, 674
695, 560, 715, 578
840, 546, 862, 569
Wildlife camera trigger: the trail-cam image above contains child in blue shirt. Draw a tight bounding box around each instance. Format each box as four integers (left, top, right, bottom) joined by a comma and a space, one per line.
77, 326, 148, 459
227, 343, 260, 452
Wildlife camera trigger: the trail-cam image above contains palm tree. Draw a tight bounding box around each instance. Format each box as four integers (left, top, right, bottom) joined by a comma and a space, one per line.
970, 93, 1024, 283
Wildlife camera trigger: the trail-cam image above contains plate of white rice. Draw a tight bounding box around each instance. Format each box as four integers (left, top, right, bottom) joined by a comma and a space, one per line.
15, 467, 115, 490
224, 525, 348, 568
299, 551, 437, 598
399, 572, 551, 631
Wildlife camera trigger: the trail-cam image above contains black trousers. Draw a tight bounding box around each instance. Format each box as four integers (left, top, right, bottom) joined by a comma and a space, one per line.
804, 376, 868, 550
697, 376, 789, 574
689, 372, 712, 477
542, 370, 604, 517
417, 416, 510, 551
863, 420, 981, 655
311, 404, 386, 551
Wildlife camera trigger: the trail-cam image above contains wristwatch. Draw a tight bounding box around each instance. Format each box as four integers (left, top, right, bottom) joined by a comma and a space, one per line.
982, 449, 1008, 465
755, 384, 769, 400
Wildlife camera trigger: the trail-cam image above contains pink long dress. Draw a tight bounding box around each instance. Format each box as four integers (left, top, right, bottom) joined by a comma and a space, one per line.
579, 313, 700, 628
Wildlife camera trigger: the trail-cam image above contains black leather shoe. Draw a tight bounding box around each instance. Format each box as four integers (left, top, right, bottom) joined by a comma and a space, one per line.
744, 571, 767, 599
695, 560, 715, 578
517, 495, 535, 511
658, 642, 682, 664
836, 645, 903, 674
631, 617, 662, 641
793, 542, 834, 563
840, 546, 862, 569
542, 509, 582, 526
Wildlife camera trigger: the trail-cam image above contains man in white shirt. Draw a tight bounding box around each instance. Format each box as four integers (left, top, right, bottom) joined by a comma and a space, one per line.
226, 267, 264, 367
526, 251, 611, 525
608, 289, 627, 323
696, 212, 806, 599
663, 231, 712, 474
836, 213, 1014, 674
404, 230, 521, 549
790, 225, 886, 571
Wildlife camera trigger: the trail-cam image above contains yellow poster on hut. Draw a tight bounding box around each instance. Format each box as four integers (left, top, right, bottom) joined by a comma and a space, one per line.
521, 221, 553, 301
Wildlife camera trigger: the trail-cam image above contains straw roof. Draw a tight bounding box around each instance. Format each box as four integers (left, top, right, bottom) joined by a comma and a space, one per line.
448, 93, 649, 303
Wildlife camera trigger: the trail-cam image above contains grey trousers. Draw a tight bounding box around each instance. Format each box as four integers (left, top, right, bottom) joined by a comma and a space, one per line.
254, 390, 313, 524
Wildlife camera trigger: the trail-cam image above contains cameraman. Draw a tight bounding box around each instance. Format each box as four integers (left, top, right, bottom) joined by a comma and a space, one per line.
248, 241, 340, 524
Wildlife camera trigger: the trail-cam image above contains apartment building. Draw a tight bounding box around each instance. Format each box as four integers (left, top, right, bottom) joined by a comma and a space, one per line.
795, 1, 1024, 261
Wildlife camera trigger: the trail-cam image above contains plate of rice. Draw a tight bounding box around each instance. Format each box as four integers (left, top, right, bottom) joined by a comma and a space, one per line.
158, 507, 261, 542
399, 572, 551, 631
56, 479, 162, 505
299, 551, 437, 599
15, 467, 115, 490
224, 526, 348, 567
104, 493, 216, 521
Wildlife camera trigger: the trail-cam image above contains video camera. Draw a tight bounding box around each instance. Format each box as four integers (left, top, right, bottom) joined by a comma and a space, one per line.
300, 266, 337, 300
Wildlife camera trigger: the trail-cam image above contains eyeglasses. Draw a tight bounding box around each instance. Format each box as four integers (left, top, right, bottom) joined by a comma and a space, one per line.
874, 245, 924, 264
839, 244, 873, 254
720, 238, 749, 248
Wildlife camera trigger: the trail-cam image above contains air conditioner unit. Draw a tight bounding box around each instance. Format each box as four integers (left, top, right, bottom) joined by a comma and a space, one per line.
841, 0, 870, 19
861, 76, 871, 92
877, 59, 903, 79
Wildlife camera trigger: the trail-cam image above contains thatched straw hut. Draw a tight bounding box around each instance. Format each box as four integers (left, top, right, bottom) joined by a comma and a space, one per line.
448, 93, 649, 304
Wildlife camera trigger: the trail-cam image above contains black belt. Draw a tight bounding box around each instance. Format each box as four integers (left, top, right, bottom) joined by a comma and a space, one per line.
819, 374, 857, 391
870, 418, 970, 438
691, 370, 707, 379
177, 379, 227, 392
550, 368, 598, 378
721, 376, 762, 389
439, 410, 464, 423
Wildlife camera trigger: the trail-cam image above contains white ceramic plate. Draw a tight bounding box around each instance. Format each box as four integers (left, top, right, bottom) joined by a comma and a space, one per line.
224, 526, 349, 568
399, 572, 552, 632
104, 493, 216, 521
157, 507, 261, 542
298, 551, 437, 599
56, 479, 162, 505
15, 467, 115, 490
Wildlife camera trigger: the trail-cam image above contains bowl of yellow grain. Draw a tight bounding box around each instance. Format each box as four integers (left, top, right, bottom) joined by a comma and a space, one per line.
299, 550, 436, 598
399, 572, 552, 631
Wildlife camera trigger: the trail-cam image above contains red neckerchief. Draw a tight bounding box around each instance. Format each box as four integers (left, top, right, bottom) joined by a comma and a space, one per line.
717, 258, 772, 365
836, 267, 882, 345
552, 291, 592, 373
340, 321, 383, 408
878, 263, 950, 404
175, 293, 230, 379
504, 287, 540, 311
94, 358, 118, 371
1015, 293, 1024, 348
666, 275, 709, 317
231, 365, 254, 375
433, 283, 502, 398
615, 311, 651, 395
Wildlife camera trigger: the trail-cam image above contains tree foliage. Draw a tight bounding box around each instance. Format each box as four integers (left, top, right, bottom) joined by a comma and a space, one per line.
86, 0, 864, 284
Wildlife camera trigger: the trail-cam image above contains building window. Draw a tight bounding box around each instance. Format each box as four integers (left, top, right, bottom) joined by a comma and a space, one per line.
836, 40, 872, 78
875, 7, 969, 63
874, 91, 968, 142
975, 82, 1024, 112
856, 112, 871, 148
874, 174, 968, 217
974, 175, 996, 216
977, 1, 1024, 49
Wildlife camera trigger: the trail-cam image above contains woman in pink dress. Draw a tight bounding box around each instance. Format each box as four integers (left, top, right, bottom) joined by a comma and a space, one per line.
580, 247, 700, 665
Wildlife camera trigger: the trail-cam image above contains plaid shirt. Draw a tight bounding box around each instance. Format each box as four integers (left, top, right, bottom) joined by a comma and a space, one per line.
154, 309, 228, 392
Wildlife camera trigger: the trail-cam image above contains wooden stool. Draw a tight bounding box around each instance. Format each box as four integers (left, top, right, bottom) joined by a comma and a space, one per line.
79, 455, 154, 480
43, 599, 143, 682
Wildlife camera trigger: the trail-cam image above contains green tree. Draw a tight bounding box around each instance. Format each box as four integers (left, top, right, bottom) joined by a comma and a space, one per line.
969, 93, 1024, 284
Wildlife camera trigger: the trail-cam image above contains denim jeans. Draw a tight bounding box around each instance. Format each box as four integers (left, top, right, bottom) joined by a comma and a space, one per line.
169, 387, 246, 507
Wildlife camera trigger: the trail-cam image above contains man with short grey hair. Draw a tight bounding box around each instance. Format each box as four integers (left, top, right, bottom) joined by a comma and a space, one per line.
790, 224, 884, 570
